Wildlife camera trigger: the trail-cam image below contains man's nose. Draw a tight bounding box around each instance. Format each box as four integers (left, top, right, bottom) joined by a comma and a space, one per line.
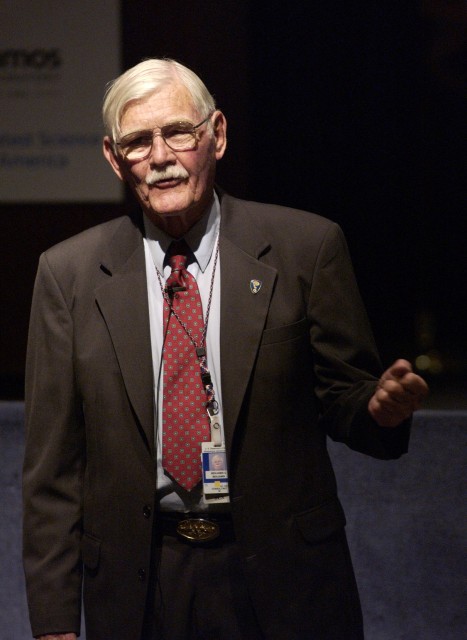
147, 133, 175, 164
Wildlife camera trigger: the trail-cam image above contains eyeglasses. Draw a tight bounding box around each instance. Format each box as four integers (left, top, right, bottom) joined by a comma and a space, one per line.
116, 114, 213, 161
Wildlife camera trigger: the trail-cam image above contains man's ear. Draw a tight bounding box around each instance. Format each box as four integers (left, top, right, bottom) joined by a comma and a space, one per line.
103, 136, 126, 181
212, 111, 227, 160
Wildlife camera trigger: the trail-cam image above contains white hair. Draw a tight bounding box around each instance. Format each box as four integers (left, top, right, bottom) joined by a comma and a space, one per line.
102, 58, 216, 143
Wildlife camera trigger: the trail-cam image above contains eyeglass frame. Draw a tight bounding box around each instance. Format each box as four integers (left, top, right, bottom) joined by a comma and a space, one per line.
115, 113, 214, 161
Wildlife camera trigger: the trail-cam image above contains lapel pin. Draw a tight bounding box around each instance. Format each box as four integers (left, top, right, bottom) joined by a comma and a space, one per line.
250, 279, 262, 294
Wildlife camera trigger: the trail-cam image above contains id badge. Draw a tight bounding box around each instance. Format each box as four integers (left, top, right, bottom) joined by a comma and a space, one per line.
201, 442, 230, 504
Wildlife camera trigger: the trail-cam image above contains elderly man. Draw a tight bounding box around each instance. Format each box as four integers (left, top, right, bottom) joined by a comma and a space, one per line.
23, 58, 428, 640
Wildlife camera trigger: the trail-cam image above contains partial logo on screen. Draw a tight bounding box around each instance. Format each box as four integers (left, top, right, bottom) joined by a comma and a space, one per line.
0, 49, 62, 71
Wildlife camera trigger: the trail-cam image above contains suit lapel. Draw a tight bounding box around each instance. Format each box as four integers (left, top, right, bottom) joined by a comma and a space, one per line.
219, 197, 277, 452
95, 215, 155, 454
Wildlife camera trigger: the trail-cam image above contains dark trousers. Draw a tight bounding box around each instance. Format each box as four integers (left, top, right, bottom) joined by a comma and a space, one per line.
142, 520, 264, 640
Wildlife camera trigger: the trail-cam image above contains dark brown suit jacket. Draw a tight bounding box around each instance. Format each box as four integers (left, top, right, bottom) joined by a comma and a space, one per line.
23, 192, 410, 639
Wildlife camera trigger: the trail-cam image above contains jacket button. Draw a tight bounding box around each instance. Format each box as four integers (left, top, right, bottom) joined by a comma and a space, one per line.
138, 568, 146, 581
143, 505, 152, 518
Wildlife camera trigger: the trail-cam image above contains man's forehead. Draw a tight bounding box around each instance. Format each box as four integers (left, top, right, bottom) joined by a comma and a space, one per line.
121, 83, 199, 129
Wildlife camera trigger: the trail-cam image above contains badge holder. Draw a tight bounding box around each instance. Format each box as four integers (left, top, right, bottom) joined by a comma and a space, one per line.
201, 408, 230, 504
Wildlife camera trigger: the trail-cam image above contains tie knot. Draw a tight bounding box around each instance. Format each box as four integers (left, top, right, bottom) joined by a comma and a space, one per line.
169, 253, 187, 272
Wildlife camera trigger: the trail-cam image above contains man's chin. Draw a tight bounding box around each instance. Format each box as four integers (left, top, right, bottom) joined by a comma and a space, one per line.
144, 192, 188, 216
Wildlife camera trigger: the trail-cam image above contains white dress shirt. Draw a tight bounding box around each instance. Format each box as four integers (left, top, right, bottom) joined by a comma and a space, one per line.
143, 193, 225, 512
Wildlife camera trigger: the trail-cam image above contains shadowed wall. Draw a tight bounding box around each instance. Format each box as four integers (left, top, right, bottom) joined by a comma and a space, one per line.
1, 1, 465, 397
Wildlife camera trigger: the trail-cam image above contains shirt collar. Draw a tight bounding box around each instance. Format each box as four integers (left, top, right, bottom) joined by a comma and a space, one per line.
143, 192, 220, 273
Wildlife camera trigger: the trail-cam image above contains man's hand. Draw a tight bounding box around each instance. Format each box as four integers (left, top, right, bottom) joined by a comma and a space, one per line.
368, 359, 429, 427
36, 635, 76, 640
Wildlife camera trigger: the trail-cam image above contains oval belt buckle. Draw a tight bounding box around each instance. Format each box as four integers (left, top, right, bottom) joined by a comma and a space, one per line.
177, 518, 220, 543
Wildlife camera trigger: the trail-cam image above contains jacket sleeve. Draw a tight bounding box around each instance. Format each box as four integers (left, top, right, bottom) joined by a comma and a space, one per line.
308, 223, 410, 459
23, 252, 84, 637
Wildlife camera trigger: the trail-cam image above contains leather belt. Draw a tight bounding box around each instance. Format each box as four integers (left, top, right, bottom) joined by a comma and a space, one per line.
157, 512, 235, 544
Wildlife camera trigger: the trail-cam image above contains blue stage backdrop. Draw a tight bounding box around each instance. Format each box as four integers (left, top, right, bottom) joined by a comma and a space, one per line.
2, 403, 465, 639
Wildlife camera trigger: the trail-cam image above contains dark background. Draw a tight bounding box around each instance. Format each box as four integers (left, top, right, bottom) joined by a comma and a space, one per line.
1, 0, 466, 401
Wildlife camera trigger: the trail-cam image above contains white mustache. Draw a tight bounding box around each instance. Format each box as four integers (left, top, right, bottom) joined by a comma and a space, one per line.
145, 167, 189, 186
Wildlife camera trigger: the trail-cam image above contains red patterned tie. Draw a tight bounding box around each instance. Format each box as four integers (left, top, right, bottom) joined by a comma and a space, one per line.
162, 240, 210, 490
